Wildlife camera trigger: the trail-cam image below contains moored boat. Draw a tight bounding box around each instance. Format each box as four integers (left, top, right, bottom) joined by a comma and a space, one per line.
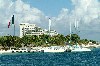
40, 46, 70, 52
71, 45, 91, 52
0, 50, 12, 54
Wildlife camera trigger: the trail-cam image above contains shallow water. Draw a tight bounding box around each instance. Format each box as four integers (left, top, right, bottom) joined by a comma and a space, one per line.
0, 48, 100, 66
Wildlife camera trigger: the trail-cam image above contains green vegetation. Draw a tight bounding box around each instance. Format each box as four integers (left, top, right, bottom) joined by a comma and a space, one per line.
0, 34, 97, 49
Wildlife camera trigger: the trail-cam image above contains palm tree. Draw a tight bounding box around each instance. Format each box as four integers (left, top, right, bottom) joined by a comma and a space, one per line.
13, 36, 22, 48
80, 39, 89, 45
0, 36, 7, 49
21, 35, 29, 46
65, 34, 80, 45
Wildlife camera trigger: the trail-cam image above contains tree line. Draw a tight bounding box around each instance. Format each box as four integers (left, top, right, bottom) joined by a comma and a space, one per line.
0, 34, 96, 49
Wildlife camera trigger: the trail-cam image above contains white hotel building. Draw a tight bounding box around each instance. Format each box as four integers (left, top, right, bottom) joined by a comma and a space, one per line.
20, 23, 58, 38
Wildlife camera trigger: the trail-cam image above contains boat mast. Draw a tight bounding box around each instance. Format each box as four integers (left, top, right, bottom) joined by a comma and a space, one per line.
69, 21, 71, 43
75, 19, 79, 45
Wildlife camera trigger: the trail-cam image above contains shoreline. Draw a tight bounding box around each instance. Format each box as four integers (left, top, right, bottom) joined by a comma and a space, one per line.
0, 44, 100, 54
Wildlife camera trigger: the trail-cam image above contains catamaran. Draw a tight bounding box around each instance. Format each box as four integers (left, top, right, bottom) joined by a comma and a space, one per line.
69, 19, 91, 52
71, 44, 91, 52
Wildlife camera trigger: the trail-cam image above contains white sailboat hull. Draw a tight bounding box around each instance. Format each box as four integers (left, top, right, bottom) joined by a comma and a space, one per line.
40, 46, 67, 52
71, 48, 91, 52
42, 49, 65, 52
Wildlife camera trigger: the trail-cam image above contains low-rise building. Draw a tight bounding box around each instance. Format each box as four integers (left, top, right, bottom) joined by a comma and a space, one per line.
20, 23, 58, 38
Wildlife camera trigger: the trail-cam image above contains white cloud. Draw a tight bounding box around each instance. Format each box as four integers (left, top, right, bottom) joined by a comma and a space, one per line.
0, 0, 48, 36
72, 0, 100, 24
0, 0, 100, 41
51, 0, 100, 41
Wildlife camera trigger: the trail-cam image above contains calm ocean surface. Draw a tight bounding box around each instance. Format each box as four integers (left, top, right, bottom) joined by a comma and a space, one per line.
0, 48, 100, 66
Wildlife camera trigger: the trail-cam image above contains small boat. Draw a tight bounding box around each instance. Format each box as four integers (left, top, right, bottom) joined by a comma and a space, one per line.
0, 50, 12, 54
71, 45, 91, 52
40, 46, 68, 52
68, 19, 91, 52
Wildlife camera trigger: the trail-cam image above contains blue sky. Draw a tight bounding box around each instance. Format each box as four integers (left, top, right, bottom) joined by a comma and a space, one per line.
22, 0, 73, 16
0, 0, 100, 41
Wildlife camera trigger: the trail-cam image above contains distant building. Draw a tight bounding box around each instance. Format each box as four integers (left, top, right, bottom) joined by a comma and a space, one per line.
20, 23, 58, 38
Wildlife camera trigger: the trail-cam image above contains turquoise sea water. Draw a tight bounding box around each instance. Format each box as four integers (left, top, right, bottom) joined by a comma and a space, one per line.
0, 49, 100, 66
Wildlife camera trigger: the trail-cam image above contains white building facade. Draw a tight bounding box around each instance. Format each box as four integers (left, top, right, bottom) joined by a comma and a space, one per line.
20, 23, 58, 38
